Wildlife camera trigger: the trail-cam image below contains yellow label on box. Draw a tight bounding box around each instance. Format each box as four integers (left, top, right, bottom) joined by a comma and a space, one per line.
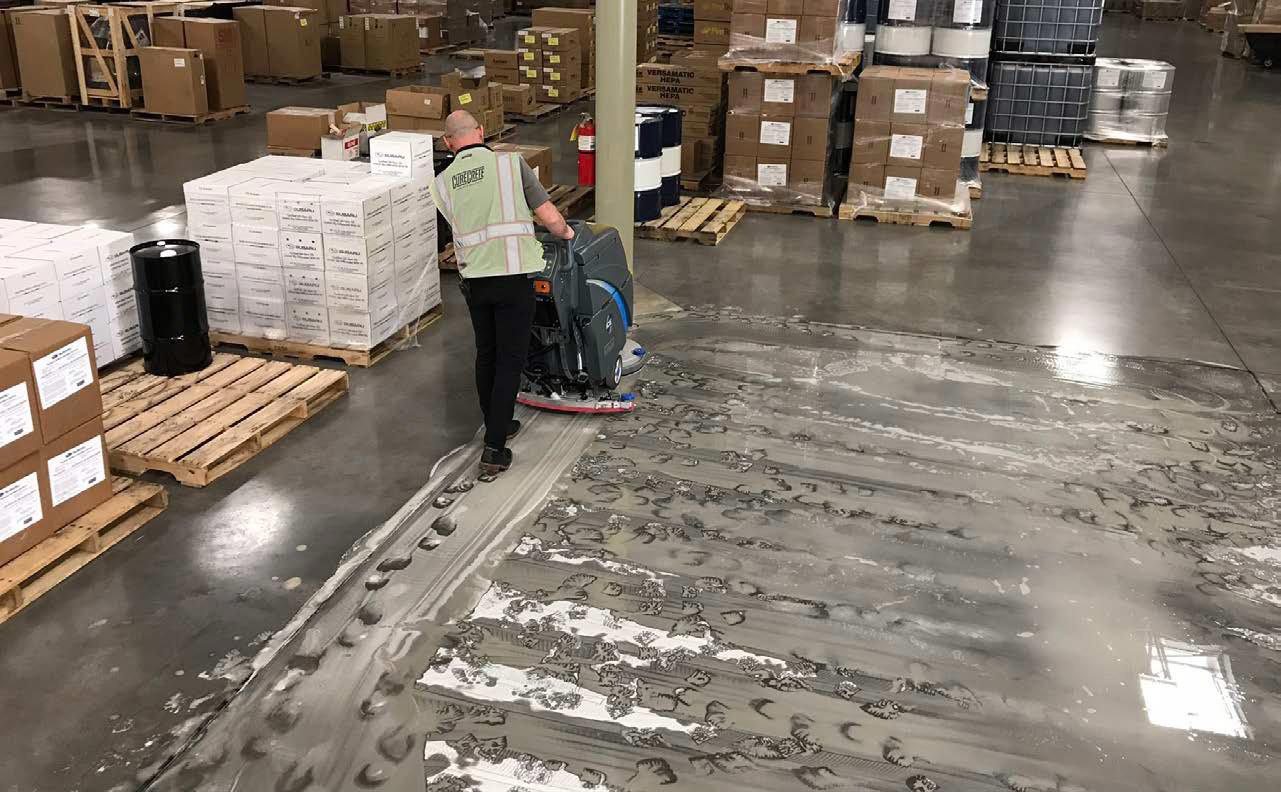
549, 54, 561, 64
523, 68, 537, 78
548, 36, 559, 45
523, 51, 534, 61
549, 71, 561, 80
548, 88, 559, 97
459, 93, 472, 105
522, 33, 536, 43
300, 17, 308, 26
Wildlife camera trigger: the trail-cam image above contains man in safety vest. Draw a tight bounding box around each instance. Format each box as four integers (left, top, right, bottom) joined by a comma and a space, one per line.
431, 110, 575, 475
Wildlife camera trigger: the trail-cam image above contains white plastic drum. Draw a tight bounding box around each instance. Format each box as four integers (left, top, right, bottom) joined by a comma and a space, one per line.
838, 22, 866, 54
875, 24, 932, 56
931, 26, 992, 57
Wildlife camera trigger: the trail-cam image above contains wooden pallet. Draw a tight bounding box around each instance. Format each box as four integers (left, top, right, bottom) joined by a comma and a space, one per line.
246, 72, 331, 85
19, 93, 81, 111
101, 353, 350, 486
837, 202, 973, 229
131, 105, 250, 125
338, 64, 423, 78
636, 197, 746, 245
211, 305, 443, 370
980, 143, 1088, 179
969, 183, 983, 200
423, 43, 471, 55
744, 200, 835, 219
452, 48, 486, 60
1085, 134, 1170, 147
718, 50, 861, 79
0, 477, 167, 625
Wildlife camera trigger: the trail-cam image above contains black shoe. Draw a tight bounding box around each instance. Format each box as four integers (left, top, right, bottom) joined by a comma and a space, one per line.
480, 446, 512, 474
507, 420, 521, 439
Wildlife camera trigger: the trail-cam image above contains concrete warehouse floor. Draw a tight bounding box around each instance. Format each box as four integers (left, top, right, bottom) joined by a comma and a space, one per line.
0, 14, 1276, 792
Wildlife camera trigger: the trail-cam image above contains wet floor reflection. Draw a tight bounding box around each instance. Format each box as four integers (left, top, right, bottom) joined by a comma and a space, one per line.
145, 311, 1281, 792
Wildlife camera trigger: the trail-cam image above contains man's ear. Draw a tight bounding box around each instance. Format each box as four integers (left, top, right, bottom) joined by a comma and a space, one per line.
478, 126, 485, 139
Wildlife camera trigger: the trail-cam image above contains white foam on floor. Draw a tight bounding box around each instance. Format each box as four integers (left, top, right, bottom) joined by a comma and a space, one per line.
422, 741, 611, 791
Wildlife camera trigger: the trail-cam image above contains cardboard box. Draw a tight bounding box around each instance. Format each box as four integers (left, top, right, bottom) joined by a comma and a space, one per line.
140, 48, 210, 117
927, 68, 970, 125
735, 0, 769, 12
768, 0, 805, 13
791, 115, 829, 161
924, 125, 964, 170
799, 14, 836, 43
493, 142, 554, 188
883, 165, 922, 200
789, 157, 825, 198
725, 112, 760, 157
153, 16, 187, 47
239, 296, 288, 340
286, 303, 331, 345
233, 6, 271, 77
538, 84, 579, 104
918, 168, 959, 200
0, 319, 101, 444
338, 15, 367, 67
887, 122, 926, 167
385, 84, 449, 119
855, 65, 895, 122
267, 106, 335, 151
0, 10, 22, 91
502, 83, 536, 114
694, 20, 731, 45
12, 10, 78, 100
183, 19, 247, 111
442, 68, 490, 112
365, 14, 419, 71
0, 452, 53, 568
696, 0, 735, 21
892, 68, 933, 124
757, 115, 793, 158
417, 14, 446, 51
0, 349, 40, 471
539, 26, 580, 52
388, 114, 445, 133
321, 123, 362, 160
484, 48, 519, 70
263, 7, 322, 80
852, 119, 890, 165
370, 131, 434, 178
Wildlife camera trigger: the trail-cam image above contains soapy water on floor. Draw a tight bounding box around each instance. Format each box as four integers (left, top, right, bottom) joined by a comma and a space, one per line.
134, 310, 1280, 792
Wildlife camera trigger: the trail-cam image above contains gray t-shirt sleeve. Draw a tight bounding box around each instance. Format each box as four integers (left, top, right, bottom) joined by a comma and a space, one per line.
519, 158, 552, 209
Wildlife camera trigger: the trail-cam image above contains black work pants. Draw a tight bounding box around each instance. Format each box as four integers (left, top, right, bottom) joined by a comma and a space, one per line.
462, 274, 536, 449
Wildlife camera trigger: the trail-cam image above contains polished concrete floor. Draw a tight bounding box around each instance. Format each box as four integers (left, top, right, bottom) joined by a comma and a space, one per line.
0, 13, 1278, 792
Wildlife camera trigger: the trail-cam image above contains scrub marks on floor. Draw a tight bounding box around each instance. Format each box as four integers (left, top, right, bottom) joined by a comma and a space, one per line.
145, 311, 1281, 792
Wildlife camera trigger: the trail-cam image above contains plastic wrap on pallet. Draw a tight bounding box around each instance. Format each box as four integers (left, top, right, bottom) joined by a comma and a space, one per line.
985, 61, 1092, 147
844, 179, 973, 216
1085, 58, 1173, 143
727, 0, 853, 64
993, 0, 1105, 57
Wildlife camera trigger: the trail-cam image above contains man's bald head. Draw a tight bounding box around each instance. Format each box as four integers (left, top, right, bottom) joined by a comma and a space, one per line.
443, 110, 484, 152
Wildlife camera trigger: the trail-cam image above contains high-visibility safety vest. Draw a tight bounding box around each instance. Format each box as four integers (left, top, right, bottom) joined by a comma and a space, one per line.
430, 147, 545, 279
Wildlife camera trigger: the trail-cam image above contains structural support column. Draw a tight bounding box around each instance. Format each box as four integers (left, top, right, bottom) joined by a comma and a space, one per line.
595, 0, 637, 269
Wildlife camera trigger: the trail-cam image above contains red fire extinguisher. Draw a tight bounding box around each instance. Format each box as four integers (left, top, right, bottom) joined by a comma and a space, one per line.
572, 114, 596, 187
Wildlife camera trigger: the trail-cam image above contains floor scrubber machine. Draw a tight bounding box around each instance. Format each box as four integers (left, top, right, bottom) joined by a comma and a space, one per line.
517, 221, 646, 414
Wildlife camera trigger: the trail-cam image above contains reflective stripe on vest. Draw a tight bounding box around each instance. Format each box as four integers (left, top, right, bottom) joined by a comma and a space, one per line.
432, 149, 543, 278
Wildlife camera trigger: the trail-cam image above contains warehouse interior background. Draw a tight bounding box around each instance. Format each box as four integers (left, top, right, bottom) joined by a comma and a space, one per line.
1, 1, 1280, 791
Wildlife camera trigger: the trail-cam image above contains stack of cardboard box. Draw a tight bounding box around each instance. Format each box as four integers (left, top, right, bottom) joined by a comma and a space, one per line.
482, 50, 537, 114
724, 70, 838, 203
444, 0, 486, 46
531, 6, 594, 92
337, 13, 420, 71
694, 0, 733, 54
183, 154, 440, 349
492, 143, 555, 188
636, 49, 727, 183
234, 5, 323, 82
516, 25, 584, 104
0, 315, 112, 570
385, 84, 451, 133
638, 0, 659, 62
848, 66, 969, 204
147, 18, 247, 116
727, 0, 846, 64
0, 221, 139, 368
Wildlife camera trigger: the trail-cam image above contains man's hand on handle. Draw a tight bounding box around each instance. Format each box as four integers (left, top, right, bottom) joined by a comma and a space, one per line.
534, 200, 574, 241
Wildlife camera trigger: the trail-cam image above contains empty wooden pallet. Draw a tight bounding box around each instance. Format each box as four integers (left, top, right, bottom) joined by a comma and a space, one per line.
0, 477, 167, 625
636, 197, 746, 245
99, 353, 349, 486
981, 143, 1088, 179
